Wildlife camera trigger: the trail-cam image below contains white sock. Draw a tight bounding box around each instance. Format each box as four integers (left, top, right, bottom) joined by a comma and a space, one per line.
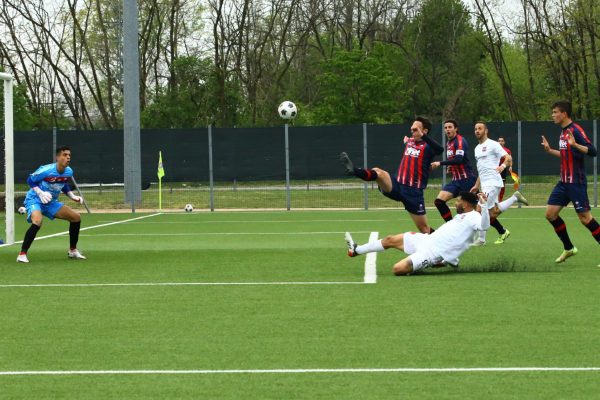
356, 239, 385, 255
498, 195, 518, 212
478, 230, 487, 242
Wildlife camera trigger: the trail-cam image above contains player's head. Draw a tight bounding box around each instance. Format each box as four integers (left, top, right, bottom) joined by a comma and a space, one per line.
474, 121, 488, 142
551, 100, 572, 125
443, 119, 459, 140
55, 145, 71, 167
498, 136, 505, 146
411, 116, 432, 139
456, 191, 478, 214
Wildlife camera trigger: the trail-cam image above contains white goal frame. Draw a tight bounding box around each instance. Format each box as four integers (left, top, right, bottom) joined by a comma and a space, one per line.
1, 72, 14, 245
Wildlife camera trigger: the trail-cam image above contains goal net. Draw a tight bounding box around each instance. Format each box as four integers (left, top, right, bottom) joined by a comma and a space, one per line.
1, 72, 14, 245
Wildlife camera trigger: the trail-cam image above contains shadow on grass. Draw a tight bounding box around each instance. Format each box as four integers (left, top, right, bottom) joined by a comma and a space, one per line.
418, 258, 557, 275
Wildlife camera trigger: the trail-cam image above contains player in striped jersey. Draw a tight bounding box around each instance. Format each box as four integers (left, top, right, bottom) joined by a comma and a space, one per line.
430, 119, 476, 222
541, 101, 598, 263
340, 116, 443, 233
16, 146, 86, 263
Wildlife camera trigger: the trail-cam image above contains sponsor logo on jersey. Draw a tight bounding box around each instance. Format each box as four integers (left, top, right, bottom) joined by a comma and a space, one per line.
559, 139, 568, 149
405, 147, 422, 157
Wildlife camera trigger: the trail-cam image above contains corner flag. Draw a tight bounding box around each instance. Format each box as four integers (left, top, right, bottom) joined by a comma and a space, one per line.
510, 171, 520, 190
157, 151, 165, 179
158, 151, 165, 210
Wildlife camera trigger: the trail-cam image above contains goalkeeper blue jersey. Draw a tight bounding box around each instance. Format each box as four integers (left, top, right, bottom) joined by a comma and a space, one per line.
25, 163, 73, 203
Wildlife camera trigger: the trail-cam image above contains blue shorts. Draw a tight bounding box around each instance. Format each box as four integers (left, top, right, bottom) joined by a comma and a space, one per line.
24, 197, 64, 223
441, 176, 477, 197
380, 179, 426, 215
547, 181, 590, 213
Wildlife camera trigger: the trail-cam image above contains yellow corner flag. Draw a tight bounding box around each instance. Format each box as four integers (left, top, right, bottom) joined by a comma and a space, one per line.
157, 151, 165, 211
157, 151, 165, 179
510, 171, 520, 190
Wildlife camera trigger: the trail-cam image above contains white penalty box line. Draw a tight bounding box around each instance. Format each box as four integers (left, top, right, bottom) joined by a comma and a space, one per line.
1, 367, 600, 376
0, 213, 163, 248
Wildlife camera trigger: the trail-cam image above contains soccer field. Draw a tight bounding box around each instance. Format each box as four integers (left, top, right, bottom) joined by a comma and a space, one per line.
1, 209, 599, 399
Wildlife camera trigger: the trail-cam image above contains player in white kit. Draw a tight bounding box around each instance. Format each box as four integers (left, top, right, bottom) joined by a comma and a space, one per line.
344, 192, 490, 275
470, 122, 528, 246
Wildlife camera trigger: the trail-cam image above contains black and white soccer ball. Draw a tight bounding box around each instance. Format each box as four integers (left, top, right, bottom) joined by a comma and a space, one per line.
184, 204, 193, 212
17, 206, 26, 215
278, 101, 297, 120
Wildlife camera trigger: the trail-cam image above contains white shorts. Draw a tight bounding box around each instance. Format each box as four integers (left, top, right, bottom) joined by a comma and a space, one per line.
480, 186, 501, 209
403, 232, 444, 273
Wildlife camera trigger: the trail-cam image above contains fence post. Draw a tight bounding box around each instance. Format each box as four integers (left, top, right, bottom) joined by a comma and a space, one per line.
517, 121, 522, 208
208, 125, 214, 212
441, 123, 446, 188
363, 123, 368, 210
594, 120, 598, 207
52, 127, 57, 161
285, 123, 291, 211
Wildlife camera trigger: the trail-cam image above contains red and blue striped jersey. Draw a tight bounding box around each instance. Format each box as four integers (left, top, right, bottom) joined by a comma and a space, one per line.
397, 135, 443, 189
559, 123, 597, 184
440, 134, 475, 180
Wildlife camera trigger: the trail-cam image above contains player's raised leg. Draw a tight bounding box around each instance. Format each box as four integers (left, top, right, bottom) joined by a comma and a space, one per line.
54, 205, 86, 259
545, 205, 577, 263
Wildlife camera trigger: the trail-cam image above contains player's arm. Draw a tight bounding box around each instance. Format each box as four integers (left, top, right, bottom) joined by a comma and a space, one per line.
568, 131, 597, 157
62, 184, 84, 204
470, 177, 480, 193
421, 133, 444, 155
541, 135, 561, 158
27, 174, 53, 204
495, 152, 511, 173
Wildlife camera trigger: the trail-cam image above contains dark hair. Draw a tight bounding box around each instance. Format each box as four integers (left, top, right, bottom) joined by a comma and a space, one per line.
498, 136, 505, 141
458, 191, 478, 206
55, 145, 71, 155
551, 100, 572, 118
475, 121, 487, 129
415, 116, 432, 133
443, 119, 458, 128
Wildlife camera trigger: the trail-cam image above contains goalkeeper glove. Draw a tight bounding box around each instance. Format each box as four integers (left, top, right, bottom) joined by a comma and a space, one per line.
33, 187, 53, 204
67, 191, 84, 204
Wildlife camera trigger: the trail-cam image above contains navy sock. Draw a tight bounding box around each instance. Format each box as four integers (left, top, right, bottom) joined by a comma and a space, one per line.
549, 217, 574, 250
584, 218, 600, 244
490, 218, 505, 234
434, 199, 452, 222
353, 168, 378, 181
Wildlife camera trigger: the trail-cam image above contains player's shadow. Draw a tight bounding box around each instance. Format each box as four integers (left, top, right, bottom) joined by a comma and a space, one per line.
417, 259, 557, 275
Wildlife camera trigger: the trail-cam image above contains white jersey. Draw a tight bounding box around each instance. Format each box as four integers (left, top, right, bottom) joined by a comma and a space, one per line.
427, 207, 490, 265
474, 138, 507, 188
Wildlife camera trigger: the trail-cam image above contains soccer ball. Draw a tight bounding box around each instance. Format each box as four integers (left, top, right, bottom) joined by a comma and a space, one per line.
17, 206, 26, 215
278, 101, 297, 120
184, 204, 193, 212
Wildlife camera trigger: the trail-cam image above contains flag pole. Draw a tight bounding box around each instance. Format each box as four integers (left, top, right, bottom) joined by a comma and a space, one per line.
157, 151, 165, 211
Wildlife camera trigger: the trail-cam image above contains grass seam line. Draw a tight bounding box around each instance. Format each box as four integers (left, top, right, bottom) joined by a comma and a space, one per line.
1, 367, 600, 375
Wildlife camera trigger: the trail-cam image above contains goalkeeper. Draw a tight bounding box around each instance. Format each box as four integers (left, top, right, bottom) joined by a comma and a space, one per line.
17, 146, 86, 263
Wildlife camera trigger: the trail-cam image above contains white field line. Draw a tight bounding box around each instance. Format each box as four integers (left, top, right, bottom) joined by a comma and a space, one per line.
80, 231, 374, 237
1, 367, 600, 376
0, 281, 364, 288
364, 232, 378, 284
97, 219, 392, 224
0, 213, 162, 248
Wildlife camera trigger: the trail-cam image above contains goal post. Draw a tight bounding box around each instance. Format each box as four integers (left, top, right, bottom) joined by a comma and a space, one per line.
1, 72, 14, 245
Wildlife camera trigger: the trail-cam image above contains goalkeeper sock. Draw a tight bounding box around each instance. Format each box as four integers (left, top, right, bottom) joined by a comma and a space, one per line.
434, 198, 452, 222
497, 194, 518, 212
355, 239, 385, 255
353, 168, 378, 181
490, 217, 506, 234
69, 221, 81, 249
549, 217, 574, 250
584, 219, 600, 244
21, 224, 41, 253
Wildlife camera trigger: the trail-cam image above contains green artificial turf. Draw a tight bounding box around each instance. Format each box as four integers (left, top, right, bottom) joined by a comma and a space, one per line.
0, 209, 599, 399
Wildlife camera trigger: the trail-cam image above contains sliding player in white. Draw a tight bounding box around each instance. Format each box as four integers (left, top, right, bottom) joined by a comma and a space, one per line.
17, 146, 86, 263
470, 122, 528, 246
344, 192, 489, 276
